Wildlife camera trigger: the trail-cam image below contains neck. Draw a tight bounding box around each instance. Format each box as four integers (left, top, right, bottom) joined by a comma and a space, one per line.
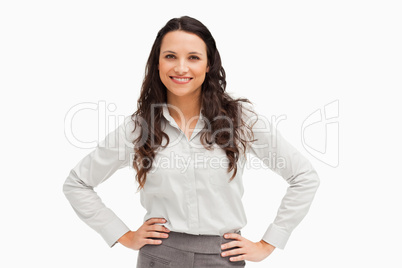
166, 93, 202, 123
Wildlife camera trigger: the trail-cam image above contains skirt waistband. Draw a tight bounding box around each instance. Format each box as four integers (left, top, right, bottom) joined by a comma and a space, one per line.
150, 230, 242, 254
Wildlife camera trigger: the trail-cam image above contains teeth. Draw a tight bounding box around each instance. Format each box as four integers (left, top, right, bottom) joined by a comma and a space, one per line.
172, 77, 191, 82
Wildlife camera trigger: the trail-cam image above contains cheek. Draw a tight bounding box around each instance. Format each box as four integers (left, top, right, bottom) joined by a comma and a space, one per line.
158, 62, 166, 74
158, 59, 172, 72
158, 63, 170, 81
194, 64, 208, 78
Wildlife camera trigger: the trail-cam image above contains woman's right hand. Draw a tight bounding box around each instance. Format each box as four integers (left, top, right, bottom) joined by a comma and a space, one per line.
117, 218, 170, 250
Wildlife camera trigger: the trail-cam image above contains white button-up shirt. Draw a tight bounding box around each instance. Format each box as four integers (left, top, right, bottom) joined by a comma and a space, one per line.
63, 102, 320, 249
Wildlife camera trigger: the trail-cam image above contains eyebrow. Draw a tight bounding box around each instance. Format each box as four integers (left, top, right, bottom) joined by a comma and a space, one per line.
162, 50, 203, 56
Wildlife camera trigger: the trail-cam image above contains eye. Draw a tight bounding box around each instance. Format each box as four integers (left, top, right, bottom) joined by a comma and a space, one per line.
189, 55, 200, 60
165, 54, 176, 59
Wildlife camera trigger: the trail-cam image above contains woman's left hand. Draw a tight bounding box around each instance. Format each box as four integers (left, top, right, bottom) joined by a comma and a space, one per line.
220, 233, 276, 262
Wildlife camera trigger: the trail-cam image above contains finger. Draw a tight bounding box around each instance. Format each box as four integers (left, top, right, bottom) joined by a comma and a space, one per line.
146, 225, 170, 234
146, 231, 169, 239
221, 241, 241, 250
221, 247, 244, 257
148, 224, 170, 232
150, 224, 170, 233
144, 238, 163, 245
224, 233, 242, 240
228, 254, 246, 262
146, 218, 167, 225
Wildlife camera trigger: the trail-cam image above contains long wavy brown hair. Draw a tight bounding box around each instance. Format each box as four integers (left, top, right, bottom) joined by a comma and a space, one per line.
131, 16, 257, 191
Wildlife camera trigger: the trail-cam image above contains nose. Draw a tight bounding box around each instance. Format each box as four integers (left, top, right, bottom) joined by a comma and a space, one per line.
173, 60, 189, 75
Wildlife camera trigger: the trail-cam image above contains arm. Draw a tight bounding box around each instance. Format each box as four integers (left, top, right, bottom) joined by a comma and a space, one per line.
62, 115, 137, 247
243, 103, 320, 250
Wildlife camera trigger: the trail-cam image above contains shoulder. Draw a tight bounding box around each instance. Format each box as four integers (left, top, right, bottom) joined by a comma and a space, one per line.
239, 101, 259, 127
119, 114, 141, 143
239, 101, 272, 133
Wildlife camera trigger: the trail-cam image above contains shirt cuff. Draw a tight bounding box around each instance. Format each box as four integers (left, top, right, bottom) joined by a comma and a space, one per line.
99, 217, 131, 248
261, 223, 291, 250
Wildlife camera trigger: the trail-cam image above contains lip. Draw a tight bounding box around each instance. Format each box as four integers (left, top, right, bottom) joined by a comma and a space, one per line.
170, 76, 193, 84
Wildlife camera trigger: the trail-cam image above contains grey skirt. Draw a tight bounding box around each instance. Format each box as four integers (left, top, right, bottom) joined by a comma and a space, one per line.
136, 230, 246, 268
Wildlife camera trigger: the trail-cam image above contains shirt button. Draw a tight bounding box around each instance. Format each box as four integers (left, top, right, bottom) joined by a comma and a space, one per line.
149, 261, 155, 266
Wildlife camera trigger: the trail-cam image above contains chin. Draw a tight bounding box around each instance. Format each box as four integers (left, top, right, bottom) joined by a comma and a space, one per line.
169, 91, 192, 97
167, 87, 198, 97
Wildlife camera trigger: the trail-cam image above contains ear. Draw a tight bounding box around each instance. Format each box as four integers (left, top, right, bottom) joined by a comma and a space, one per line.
206, 66, 209, 73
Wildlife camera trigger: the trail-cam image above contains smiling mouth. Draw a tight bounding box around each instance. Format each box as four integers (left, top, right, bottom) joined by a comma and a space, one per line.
170, 76, 193, 84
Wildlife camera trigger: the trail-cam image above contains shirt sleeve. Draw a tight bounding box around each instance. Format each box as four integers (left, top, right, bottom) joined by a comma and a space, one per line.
242, 103, 320, 250
62, 115, 137, 248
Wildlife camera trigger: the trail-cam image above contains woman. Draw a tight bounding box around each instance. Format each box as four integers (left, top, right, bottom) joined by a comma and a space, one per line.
63, 16, 320, 267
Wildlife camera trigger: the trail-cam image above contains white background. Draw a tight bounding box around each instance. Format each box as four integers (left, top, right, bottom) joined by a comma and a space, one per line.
1, 0, 401, 267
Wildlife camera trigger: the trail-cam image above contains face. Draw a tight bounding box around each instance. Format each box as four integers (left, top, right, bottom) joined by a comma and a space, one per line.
159, 30, 209, 100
